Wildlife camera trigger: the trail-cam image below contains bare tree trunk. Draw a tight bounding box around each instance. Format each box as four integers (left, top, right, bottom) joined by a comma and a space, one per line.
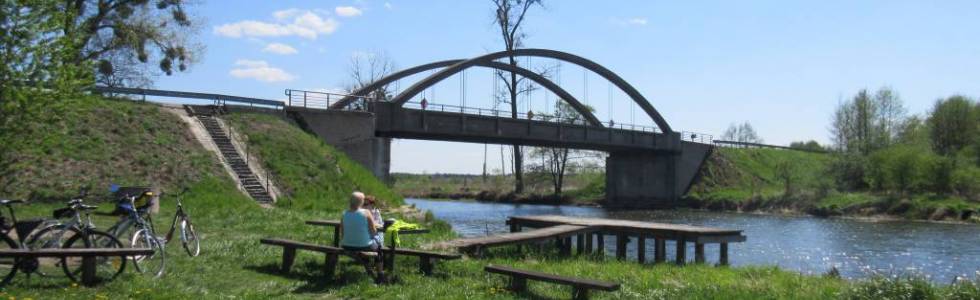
509, 55, 524, 194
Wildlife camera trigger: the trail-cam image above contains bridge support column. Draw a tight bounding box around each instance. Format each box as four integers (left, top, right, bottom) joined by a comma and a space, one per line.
288, 109, 391, 184
605, 150, 679, 209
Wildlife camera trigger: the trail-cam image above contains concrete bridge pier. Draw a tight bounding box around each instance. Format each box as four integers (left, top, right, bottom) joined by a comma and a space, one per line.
604, 135, 713, 209
288, 109, 391, 184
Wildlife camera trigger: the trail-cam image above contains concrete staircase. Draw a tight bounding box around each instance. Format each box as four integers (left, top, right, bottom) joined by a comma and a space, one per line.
190, 106, 274, 204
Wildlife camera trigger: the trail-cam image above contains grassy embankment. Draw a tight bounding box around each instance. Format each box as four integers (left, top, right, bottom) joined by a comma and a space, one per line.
1, 99, 978, 299
687, 148, 980, 222
392, 171, 605, 205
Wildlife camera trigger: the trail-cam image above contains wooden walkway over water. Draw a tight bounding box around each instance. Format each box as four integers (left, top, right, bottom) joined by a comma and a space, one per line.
431, 215, 746, 265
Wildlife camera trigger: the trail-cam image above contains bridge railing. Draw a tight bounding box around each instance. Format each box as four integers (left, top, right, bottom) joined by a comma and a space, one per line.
93, 86, 285, 109
712, 140, 828, 153
284, 89, 373, 110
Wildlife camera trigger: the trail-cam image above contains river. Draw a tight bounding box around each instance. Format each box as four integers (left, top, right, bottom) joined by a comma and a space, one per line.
406, 198, 980, 283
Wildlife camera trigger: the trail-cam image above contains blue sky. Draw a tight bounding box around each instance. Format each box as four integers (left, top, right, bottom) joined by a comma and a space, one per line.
156, 0, 980, 174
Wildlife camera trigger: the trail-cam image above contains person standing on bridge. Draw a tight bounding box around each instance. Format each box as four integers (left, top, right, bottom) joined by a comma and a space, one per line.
420, 98, 428, 110
527, 110, 534, 120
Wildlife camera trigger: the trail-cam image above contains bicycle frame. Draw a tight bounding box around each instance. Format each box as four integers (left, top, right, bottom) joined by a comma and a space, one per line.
163, 198, 189, 244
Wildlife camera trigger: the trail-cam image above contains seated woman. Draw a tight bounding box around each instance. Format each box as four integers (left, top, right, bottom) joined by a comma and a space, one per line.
339, 192, 384, 282
363, 195, 384, 246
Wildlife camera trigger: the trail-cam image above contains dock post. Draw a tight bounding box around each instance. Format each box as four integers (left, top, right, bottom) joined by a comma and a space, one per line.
596, 234, 605, 255
637, 236, 646, 263
509, 222, 520, 233
719, 243, 729, 266
654, 239, 665, 263
695, 243, 705, 264
560, 237, 572, 256
675, 238, 686, 265
585, 233, 593, 254
615, 233, 627, 260
576, 234, 585, 255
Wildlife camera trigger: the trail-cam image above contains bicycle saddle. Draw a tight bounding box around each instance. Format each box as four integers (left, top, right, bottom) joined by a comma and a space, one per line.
77, 204, 99, 210
0, 199, 24, 205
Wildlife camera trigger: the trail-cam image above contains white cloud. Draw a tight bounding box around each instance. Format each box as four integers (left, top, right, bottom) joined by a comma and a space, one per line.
335, 6, 363, 17
611, 17, 649, 27
214, 10, 339, 40
628, 18, 648, 25
229, 60, 296, 82
384, 2, 393, 10
272, 8, 302, 20
263, 43, 298, 55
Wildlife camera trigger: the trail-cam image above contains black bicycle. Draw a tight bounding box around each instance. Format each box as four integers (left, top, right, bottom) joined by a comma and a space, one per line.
0, 199, 51, 285
26, 192, 127, 283
160, 189, 200, 257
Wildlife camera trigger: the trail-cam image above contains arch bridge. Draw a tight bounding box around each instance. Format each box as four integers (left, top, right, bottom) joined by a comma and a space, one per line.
285, 49, 713, 208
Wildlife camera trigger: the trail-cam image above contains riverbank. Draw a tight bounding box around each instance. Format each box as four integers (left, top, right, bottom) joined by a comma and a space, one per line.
2, 101, 978, 298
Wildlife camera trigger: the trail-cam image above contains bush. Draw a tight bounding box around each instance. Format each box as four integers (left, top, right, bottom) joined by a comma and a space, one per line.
866, 145, 928, 194
951, 165, 980, 200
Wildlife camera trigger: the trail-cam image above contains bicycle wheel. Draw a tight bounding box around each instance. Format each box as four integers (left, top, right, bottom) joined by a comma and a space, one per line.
0, 234, 19, 286
130, 229, 165, 277
180, 218, 200, 257
24, 225, 81, 277
61, 230, 126, 284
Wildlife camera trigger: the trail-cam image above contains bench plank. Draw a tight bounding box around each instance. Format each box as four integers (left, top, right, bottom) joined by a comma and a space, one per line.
0, 248, 154, 257
485, 265, 619, 291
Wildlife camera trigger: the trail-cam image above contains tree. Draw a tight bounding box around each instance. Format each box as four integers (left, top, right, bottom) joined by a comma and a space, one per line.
492, 0, 543, 194
60, 0, 202, 86
927, 95, 977, 156
345, 50, 396, 99
829, 88, 906, 154
789, 140, 825, 152
774, 158, 797, 196
530, 102, 589, 197
1, 1, 91, 193
721, 121, 763, 145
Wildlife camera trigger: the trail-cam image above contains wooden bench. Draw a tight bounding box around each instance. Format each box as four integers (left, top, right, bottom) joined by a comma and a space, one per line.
485, 265, 619, 300
260, 238, 459, 277
0, 248, 153, 286
382, 248, 461, 276
260, 238, 385, 283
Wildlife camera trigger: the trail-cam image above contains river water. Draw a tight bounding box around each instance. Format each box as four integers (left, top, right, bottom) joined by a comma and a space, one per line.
406, 198, 980, 283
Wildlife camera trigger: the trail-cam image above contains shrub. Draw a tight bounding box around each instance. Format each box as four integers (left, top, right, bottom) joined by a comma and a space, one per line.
951, 165, 980, 200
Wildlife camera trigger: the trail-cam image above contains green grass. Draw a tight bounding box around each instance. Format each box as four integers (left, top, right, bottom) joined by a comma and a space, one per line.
225, 113, 402, 210
0, 96, 221, 201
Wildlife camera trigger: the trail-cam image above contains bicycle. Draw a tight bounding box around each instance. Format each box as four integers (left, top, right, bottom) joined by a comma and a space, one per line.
0, 199, 55, 285
160, 189, 200, 257
26, 191, 127, 284
104, 188, 165, 277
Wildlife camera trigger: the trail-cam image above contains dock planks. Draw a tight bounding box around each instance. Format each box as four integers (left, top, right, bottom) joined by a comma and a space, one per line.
507, 215, 746, 243
429, 225, 597, 252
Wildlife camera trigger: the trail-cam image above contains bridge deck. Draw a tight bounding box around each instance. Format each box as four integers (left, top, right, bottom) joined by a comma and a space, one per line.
429, 225, 597, 252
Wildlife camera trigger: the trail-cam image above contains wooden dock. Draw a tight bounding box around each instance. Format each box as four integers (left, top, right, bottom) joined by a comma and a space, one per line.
430, 214, 746, 266
507, 215, 746, 265
429, 225, 597, 255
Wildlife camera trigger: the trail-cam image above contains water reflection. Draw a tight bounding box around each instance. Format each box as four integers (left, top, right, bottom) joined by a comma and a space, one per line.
407, 198, 980, 283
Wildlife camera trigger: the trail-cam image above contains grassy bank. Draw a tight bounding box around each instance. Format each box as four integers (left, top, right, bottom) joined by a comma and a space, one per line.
392, 171, 604, 205
225, 113, 402, 210
0, 96, 221, 201
1, 99, 978, 298
687, 148, 980, 222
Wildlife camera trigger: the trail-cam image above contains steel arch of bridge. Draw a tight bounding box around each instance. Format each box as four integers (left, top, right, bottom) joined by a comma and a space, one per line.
334, 60, 602, 126
337, 49, 673, 133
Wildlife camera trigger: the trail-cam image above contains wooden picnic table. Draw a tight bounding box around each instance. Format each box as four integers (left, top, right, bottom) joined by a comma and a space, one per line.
305, 219, 430, 247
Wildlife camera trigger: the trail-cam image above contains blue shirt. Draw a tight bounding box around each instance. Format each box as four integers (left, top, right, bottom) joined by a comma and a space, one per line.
341, 210, 373, 248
